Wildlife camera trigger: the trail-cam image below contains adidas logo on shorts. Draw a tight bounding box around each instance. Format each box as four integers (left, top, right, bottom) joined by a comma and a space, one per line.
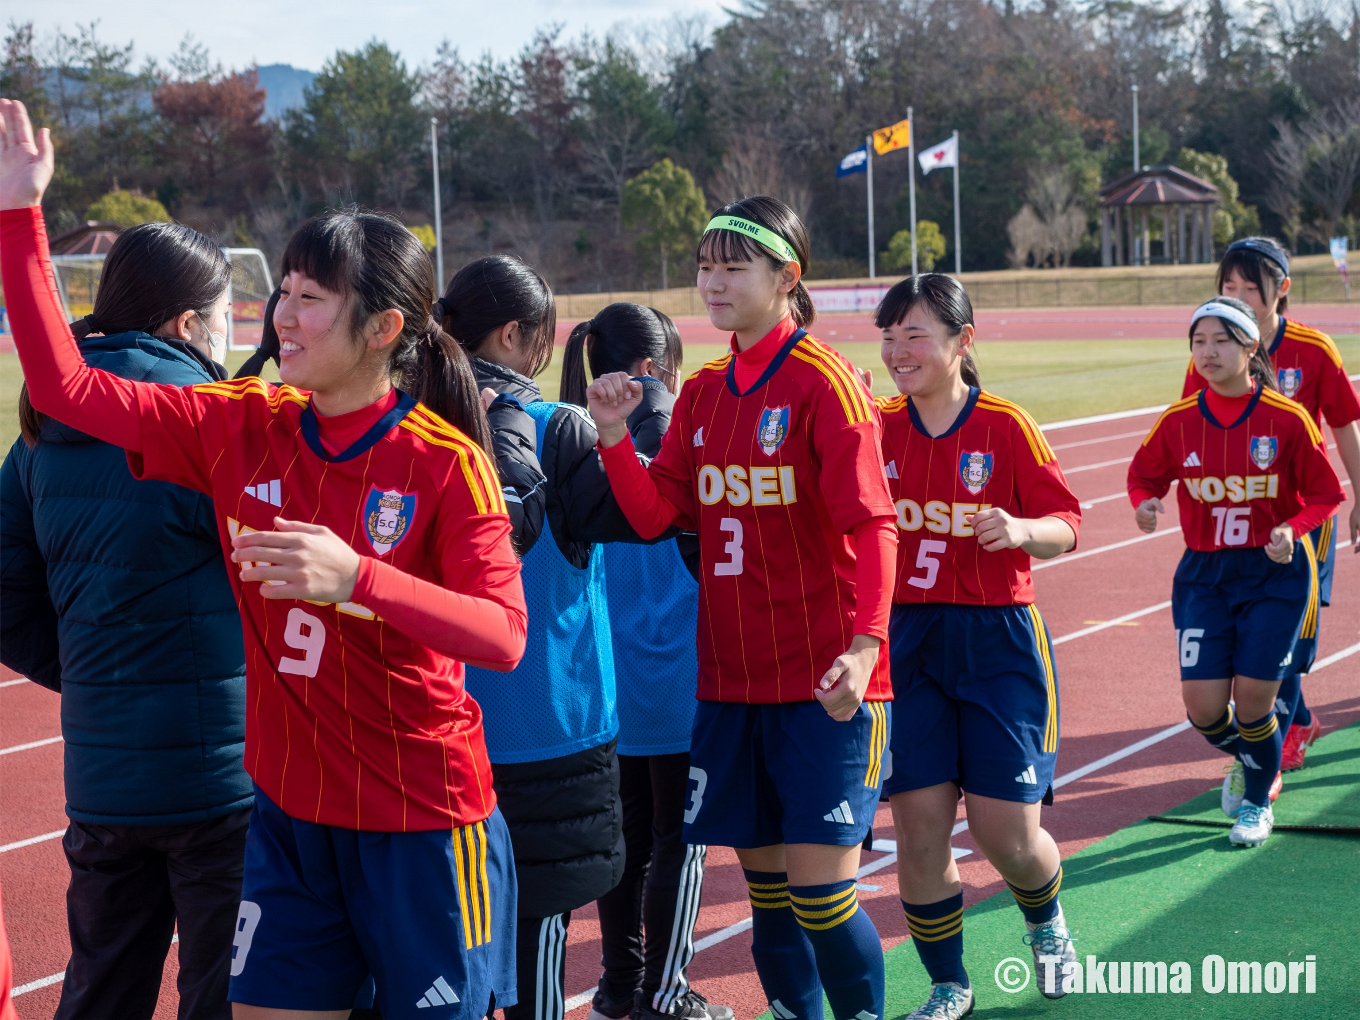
416, 976, 460, 1008
1015, 765, 1037, 785
823, 800, 855, 824
1182, 452, 1201, 467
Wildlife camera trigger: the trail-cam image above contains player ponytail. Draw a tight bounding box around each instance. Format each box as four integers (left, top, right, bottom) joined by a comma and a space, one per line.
233, 287, 282, 379
559, 303, 682, 406
1217, 236, 1290, 315
698, 196, 815, 328
1189, 296, 1277, 393
281, 209, 494, 455
21, 221, 231, 447
436, 255, 557, 379
874, 273, 979, 387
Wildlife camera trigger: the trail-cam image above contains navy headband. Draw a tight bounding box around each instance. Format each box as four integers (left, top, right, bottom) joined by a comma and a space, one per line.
1225, 239, 1289, 277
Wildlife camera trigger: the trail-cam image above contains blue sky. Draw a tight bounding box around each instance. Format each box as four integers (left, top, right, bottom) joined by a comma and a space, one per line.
4, 0, 734, 71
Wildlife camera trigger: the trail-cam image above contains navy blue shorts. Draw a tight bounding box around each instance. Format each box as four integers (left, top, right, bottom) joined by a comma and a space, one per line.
1171, 539, 1317, 683
229, 784, 516, 1018
682, 699, 890, 848
1311, 515, 1336, 607
883, 603, 1059, 805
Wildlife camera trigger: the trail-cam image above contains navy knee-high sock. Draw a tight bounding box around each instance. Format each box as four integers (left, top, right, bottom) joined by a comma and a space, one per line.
1236, 712, 1283, 805
789, 879, 885, 1020
1007, 866, 1062, 925
1275, 674, 1302, 731
1191, 704, 1238, 755
744, 870, 823, 1020
1295, 690, 1313, 728
902, 893, 968, 987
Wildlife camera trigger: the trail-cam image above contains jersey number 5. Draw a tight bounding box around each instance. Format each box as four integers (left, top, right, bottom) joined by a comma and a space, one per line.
908, 539, 948, 590
278, 607, 326, 677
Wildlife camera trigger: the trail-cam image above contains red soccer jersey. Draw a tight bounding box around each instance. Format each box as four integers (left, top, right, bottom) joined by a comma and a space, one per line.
1128, 385, 1345, 551
1182, 317, 1360, 429
878, 389, 1082, 605
129, 378, 515, 831
641, 322, 896, 703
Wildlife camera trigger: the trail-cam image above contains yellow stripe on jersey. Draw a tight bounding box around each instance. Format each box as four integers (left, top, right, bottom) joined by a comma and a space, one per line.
788, 340, 873, 426
1028, 604, 1059, 753
1283, 322, 1345, 368
876, 394, 908, 414
975, 394, 1056, 465
405, 407, 506, 511
863, 701, 888, 788
1299, 533, 1319, 640
451, 821, 492, 948
398, 418, 506, 516
803, 337, 876, 422
687, 353, 733, 382
1141, 394, 1201, 445
192, 377, 309, 411
1258, 390, 1326, 444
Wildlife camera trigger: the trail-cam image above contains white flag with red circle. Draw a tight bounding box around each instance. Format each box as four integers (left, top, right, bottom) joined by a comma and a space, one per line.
918, 135, 958, 174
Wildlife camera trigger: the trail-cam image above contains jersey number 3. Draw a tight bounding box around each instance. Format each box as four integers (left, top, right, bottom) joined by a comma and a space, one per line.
278, 607, 326, 677
714, 517, 744, 576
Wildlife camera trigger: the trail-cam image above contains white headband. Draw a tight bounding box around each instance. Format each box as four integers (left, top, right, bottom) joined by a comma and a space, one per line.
1190, 301, 1260, 343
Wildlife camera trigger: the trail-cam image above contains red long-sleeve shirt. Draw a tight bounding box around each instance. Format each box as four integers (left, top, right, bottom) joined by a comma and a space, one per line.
2, 206, 526, 831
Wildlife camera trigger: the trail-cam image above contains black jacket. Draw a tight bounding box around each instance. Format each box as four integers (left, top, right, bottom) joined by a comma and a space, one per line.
626, 377, 700, 580
473, 357, 655, 569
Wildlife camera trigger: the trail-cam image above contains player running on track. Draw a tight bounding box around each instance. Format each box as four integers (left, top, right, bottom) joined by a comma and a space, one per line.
587, 197, 898, 1020
1129, 296, 1343, 849
1180, 238, 1360, 773
872, 274, 1082, 1017
0, 99, 526, 1019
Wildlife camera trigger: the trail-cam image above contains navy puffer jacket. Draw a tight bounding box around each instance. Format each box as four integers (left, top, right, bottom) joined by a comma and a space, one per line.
0, 331, 250, 825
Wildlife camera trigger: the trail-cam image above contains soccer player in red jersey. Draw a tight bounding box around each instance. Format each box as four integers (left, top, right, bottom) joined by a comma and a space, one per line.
871, 275, 1082, 1016
0, 100, 526, 1019
1180, 238, 1360, 770
1129, 296, 1344, 849
588, 197, 897, 1020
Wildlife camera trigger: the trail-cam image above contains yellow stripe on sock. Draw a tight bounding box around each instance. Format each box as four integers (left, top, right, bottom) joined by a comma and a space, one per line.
1195, 704, 1235, 735
1009, 868, 1063, 907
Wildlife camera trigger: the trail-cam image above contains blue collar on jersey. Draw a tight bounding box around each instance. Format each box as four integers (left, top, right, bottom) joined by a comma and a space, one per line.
726, 328, 807, 397
907, 386, 981, 439
299, 389, 418, 462
1268, 316, 1287, 357
1197, 382, 1263, 431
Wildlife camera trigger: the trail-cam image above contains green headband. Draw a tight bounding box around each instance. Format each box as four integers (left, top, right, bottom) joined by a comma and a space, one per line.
702, 216, 800, 266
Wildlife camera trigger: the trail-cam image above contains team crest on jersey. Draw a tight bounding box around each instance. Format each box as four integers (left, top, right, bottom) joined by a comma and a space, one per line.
1249, 436, 1279, 470
959, 451, 993, 494
757, 406, 791, 456
1277, 367, 1303, 398
364, 486, 417, 556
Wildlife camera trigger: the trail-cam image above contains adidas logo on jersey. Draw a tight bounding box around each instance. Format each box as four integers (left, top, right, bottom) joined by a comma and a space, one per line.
1182, 452, 1201, 467
245, 479, 282, 507
770, 1001, 797, 1019
824, 800, 855, 825
693, 427, 705, 447
1015, 765, 1037, 785
884, 459, 899, 479
416, 976, 460, 1008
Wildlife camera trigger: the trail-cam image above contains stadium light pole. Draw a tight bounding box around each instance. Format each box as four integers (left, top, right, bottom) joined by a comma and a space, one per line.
431, 117, 445, 288
866, 133, 875, 278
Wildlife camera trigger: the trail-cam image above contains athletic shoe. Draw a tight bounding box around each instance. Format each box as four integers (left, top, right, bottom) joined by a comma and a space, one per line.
904, 982, 974, 1019
1023, 908, 1076, 999
1281, 717, 1322, 772
1229, 801, 1274, 847
1221, 762, 1283, 817
634, 990, 734, 1020
589, 989, 637, 1020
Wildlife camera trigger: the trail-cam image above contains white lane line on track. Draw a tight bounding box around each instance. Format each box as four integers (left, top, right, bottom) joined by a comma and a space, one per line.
0, 678, 30, 689
1032, 526, 1182, 570
0, 830, 64, 854
1051, 601, 1172, 645
1060, 456, 1132, 475
0, 735, 63, 756
1051, 429, 1149, 451
1079, 491, 1132, 509
1039, 405, 1168, 432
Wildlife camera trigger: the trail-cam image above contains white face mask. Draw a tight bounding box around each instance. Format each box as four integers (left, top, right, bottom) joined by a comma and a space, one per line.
196, 312, 229, 364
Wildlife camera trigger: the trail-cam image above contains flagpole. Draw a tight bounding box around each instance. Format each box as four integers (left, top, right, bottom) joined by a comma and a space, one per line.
431, 117, 445, 287
907, 106, 918, 276
866, 135, 876, 278
952, 130, 961, 275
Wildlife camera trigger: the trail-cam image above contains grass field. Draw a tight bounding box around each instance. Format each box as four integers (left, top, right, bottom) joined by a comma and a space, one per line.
3, 337, 1357, 454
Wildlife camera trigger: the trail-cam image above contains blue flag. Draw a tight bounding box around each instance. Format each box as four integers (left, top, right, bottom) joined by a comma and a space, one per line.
836, 146, 868, 177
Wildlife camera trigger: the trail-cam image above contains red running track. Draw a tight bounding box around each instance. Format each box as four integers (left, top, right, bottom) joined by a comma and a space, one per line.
3, 409, 1357, 1018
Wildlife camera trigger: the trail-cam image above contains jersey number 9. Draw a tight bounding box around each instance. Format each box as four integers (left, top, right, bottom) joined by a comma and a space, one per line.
279, 607, 326, 677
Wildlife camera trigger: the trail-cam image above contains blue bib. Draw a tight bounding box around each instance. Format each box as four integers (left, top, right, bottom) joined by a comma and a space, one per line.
464, 401, 618, 763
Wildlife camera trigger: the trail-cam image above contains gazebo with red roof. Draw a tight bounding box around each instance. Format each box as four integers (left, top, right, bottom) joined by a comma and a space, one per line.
1098, 166, 1220, 267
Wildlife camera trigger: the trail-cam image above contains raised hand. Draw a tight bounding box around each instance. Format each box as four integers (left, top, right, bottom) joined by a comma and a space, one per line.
231, 517, 362, 602
587, 371, 645, 448
0, 99, 54, 210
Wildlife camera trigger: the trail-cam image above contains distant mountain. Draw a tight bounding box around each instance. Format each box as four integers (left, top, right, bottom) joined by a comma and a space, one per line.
255, 64, 317, 120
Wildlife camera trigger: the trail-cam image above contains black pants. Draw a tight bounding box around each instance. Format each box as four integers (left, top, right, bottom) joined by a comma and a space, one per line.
54, 809, 250, 1020
500, 912, 573, 1020
596, 752, 708, 1013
